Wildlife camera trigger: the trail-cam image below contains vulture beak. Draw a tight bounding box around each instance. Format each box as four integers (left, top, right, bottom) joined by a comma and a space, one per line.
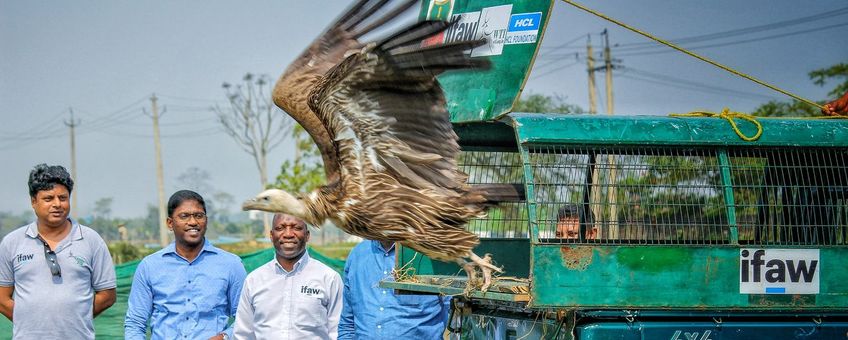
242, 197, 265, 211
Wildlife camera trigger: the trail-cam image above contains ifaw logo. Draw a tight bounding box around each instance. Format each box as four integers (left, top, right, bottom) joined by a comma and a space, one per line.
15, 253, 35, 264
301, 285, 321, 297
671, 330, 712, 340
739, 249, 820, 294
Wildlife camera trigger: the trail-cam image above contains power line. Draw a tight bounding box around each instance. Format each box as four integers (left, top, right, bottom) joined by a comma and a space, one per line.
616, 22, 848, 57
157, 93, 222, 103
530, 61, 581, 80
615, 6, 848, 51
618, 67, 781, 101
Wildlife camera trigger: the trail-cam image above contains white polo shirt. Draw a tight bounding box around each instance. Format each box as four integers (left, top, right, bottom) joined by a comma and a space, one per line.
234, 251, 343, 340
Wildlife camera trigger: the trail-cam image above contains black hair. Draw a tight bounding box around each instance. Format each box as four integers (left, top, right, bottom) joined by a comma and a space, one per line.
167, 190, 206, 216
556, 204, 580, 221
28, 164, 74, 197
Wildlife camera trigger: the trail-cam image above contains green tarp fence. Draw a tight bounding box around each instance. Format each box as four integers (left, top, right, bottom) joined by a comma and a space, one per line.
0, 246, 345, 339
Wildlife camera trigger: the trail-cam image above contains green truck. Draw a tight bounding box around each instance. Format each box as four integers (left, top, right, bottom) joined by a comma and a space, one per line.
383, 1, 848, 338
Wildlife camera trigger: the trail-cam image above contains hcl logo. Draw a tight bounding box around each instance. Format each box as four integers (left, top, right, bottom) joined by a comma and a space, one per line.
739, 249, 820, 294
514, 18, 534, 28
508, 12, 541, 32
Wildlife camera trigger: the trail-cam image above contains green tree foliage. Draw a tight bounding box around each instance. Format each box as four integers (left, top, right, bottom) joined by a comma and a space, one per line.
752, 63, 847, 117
809, 62, 848, 98
272, 123, 325, 193
513, 93, 584, 114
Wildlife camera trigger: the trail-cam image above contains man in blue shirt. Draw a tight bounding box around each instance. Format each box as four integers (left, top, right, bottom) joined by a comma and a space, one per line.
339, 240, 450, 339
125, 190, 246, 340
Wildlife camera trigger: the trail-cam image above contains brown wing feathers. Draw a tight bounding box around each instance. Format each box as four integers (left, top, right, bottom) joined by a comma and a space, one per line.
273, 0, 418, 183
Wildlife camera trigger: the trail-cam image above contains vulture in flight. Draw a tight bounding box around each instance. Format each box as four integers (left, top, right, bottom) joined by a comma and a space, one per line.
243, 0, 506, 291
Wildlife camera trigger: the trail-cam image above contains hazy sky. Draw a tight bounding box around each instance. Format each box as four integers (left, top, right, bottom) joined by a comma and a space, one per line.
2, 0, 846, 219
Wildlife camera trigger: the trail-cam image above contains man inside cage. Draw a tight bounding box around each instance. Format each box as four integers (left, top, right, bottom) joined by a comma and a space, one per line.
555, 204, 598, 240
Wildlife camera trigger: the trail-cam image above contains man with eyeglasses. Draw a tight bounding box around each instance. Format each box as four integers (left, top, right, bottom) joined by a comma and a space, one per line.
125, 190, 247, 340
0, 164, 117, 339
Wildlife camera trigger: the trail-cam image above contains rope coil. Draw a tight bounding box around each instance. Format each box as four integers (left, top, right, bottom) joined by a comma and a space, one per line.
670, 109, 763, 141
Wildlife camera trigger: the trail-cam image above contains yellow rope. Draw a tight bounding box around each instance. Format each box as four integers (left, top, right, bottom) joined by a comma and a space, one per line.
670, 109, 763, 141
561, 0, 826, 111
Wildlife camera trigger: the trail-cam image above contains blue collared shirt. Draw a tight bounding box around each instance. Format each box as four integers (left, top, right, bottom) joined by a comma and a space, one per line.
124, 240, 246, 340
339, 240, 450, 340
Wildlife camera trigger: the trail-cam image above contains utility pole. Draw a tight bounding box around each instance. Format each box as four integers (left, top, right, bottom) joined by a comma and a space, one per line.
64, 108, 80, 220
603, 29, 619, 238
148, 94, 169, 247
586, 35, 598, 114
587, 34, 603, 233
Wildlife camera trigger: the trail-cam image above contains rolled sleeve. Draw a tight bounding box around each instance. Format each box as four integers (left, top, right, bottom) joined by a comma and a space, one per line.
124, 260, 153, 340
223, 259, 247, 338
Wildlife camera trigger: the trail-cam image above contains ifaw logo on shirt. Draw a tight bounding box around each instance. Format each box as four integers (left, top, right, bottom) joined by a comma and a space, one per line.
15, 253, 35, 264
300, 285, 321, 297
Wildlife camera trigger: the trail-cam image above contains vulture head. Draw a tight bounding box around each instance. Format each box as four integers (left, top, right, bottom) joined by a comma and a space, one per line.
242, 189, 307, 220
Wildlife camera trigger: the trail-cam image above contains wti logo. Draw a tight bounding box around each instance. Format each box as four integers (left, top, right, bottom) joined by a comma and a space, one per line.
739, 249, 819, 294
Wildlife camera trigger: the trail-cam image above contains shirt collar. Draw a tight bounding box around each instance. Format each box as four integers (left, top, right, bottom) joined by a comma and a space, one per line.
25, 218, 82, 241
161, 238, 218, 256
275, 249, 310, 274
371, 240, 395, 255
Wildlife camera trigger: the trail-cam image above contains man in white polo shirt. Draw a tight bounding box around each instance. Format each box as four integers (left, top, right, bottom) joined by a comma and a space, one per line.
234, 213, 342, 340
0, 164, 117, 339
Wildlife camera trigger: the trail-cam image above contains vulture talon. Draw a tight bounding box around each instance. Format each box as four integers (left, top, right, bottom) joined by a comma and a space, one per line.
467, 252, 503, 293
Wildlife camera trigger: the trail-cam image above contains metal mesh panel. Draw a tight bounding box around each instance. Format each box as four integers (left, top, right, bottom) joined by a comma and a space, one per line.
459, 150, 528, 238
731, 148, 848, 246
530, 146, 728, 245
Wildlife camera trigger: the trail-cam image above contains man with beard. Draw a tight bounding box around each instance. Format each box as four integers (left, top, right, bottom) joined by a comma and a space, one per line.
234, 214, 342, 340
125, 190, 246, 340
0, 164, 116, 339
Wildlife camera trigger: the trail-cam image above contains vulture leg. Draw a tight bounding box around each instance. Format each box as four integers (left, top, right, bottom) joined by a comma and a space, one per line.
455, 258, 478, 295
467, 251, 503, 292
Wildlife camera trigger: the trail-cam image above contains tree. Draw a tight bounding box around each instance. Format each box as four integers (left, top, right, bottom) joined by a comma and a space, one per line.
92, 197, 113, 219
272, 123, 325, 193
752, 63, 848, 117
513, 93, 585, 114
809, 62, 848, 99
176, 166, 213, 194
214, 73, 292, 234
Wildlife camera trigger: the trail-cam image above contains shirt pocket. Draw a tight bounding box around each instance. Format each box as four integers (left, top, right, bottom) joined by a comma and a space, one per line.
395, 293, 440, 312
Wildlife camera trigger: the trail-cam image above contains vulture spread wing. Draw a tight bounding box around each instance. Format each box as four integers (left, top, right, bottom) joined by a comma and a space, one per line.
246, 2, 505, 291
308, 20, 490, 195
272, 0, 419, 183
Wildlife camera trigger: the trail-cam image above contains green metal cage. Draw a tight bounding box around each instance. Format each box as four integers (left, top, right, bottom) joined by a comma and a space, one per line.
384, 113, 848, 339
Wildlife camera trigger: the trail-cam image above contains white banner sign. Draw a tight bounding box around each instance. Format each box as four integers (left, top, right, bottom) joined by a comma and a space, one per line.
739, 249, 820, 294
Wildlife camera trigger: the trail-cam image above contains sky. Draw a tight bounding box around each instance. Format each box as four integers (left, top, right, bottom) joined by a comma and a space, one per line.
1, 0, 846, 219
